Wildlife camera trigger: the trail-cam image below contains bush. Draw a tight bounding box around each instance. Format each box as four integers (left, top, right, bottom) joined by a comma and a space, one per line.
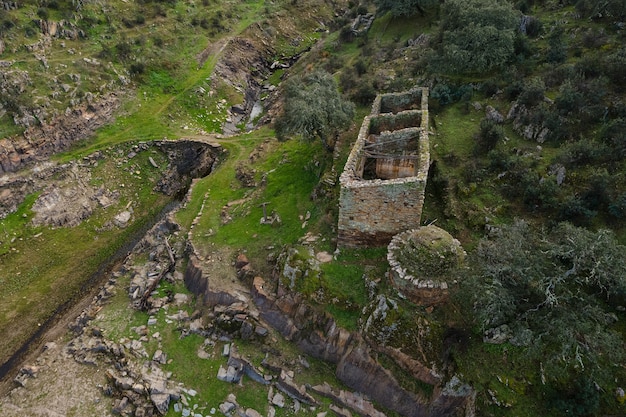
355, 59, 368, 76
374, 0, 438, 17
465, 220, 626, 385
350, 82, 377, 106
339, 68, 358, 91
546, 27, 567, 63
480, 79, 499, 97
522, 175, 559, 211
275, 70, 354, 150
555, 81, 583, 115
115, 41, 132, 61
546, 377, 600, 417
603, 47, 626, 91
600, 118, 626, 157
503, 80, 524, 101
558, 195, 597, 225
129, 62, 146, 77
474, 118, 504, 154
609, 192, 626, 219
556, 139, 610, 167
518, 76, 545, 107
487, 148, 516, 172
37, 7, 49, 20
338, 25, 354, 43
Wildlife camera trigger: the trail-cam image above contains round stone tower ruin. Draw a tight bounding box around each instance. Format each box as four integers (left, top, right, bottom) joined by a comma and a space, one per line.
387, 225, 465, 306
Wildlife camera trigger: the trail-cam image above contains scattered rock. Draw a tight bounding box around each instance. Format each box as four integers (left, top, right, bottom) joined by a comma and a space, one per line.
245, 408, 262, 417
114, 210, 132, 228
219, 401, 236, 415
271, 392, 285, 408
152, 349, 167, 364
485, 105, 504, 123
217, 365, 242, 383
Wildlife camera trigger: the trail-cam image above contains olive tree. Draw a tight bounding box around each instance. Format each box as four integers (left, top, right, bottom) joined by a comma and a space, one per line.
431, 0, 520, 75
463, 220, 626, 385
275, 70, 354, 151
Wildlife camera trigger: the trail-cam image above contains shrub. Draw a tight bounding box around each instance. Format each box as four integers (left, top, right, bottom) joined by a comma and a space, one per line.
558, 195, 596, 225
374, 0, 438, 17
603, 47, 626, 91
556, 139, 610, 167
129, 62, 146, 77
504, 83, 524, 103
355, 59, 368, 76
37, 7, 49, 20
474, 118, 504, 154
517, 76, 545, 107
555, 81, 583, 115
600, 118, 626, 157
338, 25, 354, 43
609, 192, 626, 219
546, 27, 567, 63
465, 220, 626, 386
546, 377, 600, 417
522, 174, 559, 211
275, 70, 354, 150
480, 79, 499, 97
350, 82, 377, 106
115, 41, 132, 61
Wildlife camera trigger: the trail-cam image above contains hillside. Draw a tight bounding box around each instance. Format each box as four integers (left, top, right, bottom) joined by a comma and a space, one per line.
1, 0, 626, 416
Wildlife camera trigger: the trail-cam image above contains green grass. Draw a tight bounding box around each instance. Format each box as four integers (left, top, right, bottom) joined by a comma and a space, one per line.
179, 131, 332, 261
0, 145, 172, 367
431, 103, 479, 159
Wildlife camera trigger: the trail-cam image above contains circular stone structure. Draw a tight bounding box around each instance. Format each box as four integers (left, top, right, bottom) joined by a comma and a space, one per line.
387, 225, 465, 306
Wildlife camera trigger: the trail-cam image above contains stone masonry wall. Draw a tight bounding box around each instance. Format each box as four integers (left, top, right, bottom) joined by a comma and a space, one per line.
338, 87, 429, 248
372, 87, 425, 115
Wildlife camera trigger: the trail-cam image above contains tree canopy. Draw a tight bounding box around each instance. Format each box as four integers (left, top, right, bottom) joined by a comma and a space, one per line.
374, 0, 438, 17
463, 220, 626, 385
275, 70, 354, 150
431, 0, 520, 75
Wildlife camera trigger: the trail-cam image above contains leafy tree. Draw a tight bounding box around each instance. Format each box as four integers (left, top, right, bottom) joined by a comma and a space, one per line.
464, 220, 626, 385
275, 70, 354, 150
431, 0, 520, 75
374, 0, 438, 17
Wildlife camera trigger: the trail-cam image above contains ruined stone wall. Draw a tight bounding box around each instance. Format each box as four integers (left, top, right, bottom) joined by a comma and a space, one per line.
338, 88, 429, 248
372, 87, 426, 115
338, 179, 426, 247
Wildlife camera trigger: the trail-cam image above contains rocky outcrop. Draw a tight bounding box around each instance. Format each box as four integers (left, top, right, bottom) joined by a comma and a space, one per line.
0, 92, 121, 174
154, 139, 221, 196
0, 139, 219, 223
181, 241, 473, 416
247, 275, 473, 417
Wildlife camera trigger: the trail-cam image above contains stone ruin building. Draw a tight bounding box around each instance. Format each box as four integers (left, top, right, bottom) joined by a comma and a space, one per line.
387, 225, 465, 306
337, 87, 430, 248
